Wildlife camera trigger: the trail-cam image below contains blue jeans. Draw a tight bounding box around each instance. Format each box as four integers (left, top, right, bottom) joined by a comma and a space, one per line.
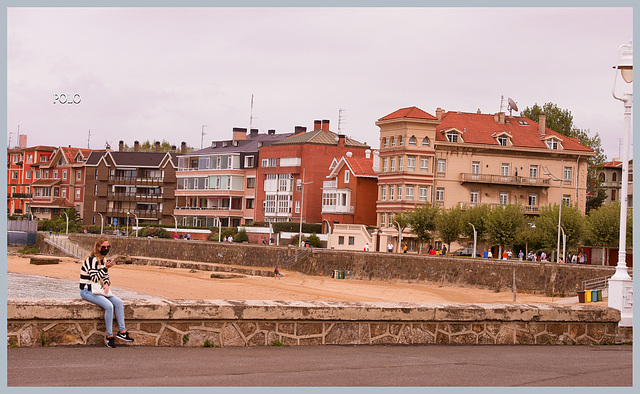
80, 285, 126, 337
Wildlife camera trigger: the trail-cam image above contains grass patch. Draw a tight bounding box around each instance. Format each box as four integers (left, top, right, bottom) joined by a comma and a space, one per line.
203, 339, 218, 348
270, 339, 285, 347
18, 246, 39, 254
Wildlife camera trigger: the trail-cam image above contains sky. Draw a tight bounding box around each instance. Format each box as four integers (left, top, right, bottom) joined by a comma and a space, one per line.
6, 6, 634, 160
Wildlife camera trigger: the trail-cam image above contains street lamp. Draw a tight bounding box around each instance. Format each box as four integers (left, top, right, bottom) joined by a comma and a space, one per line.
609, 40, 633, 327
468, 222, 477, 258
323, 219, 332, 250
62, 211, 69, 236
559, 226, 566, 263
298, 169, 312, 247
394, 221, 403, 253
97, 212, 104, 235
131, 212, 139, 237
126, 212, 130, 237
171, 214, 178, 238
543, 161, 564, 263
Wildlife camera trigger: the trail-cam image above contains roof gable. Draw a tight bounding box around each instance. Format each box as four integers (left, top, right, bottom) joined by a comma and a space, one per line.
378, 106, 438, 121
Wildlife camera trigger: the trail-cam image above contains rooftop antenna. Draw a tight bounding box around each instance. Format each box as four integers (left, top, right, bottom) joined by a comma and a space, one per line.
499, 95, 506, 113
201, 125, 209, 149
249, 94, 255, 131
8, 131, 14, 149
507, 98, 518, 116
338, 108, 346, 133
87, 129, 91, 148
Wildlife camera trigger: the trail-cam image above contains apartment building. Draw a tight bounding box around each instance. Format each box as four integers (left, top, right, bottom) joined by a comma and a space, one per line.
83, 142, 178, 228
255, 120, 371, 224
174, 128, 292, 228
375, 106, 595, 251
598, 159, 633, 207
30, 146, 92, 220
7, 142, 55, 216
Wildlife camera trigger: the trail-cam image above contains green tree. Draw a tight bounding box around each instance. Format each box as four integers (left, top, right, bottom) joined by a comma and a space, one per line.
461, 204, 491, 242
234, 230, 249, 243
533, 203, 585, 259
56, 208, 83, 233
408, 203, 439, 253
306, 233, 322, 248
392, 211, 412, 252
436, 206, 464, 253
486, 204, 526, 257
585, 202, 632, 264
522, 102, 608, 211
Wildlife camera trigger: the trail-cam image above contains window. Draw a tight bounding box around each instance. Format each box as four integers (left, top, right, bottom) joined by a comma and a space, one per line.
407, 156, 415, 171
76, 189, 81, 200
564, 167, 572, 180
472, 161, 480, 175
501, 163, 510, 176
62, 189, 66, 199
437, 159, 446, 173
435, 188, 444, 201
381, 186, 386, 201
546, 139, 559, 149
408, 136, 417, 146
422, 137, 430, 147
13, 154, 19, 163
390, 137, 395, 147
382, 158, 388, 172
296, 179, 302, 191
380, 213, 386, 228
500, 192, 508, 205
612, 189, 617, 201
26, 170, 32, 179
246, 198, 255, 209
295, 200, 301, 214
12, 171, 17, 180
27, 154, 33, 163
35, 170, 40, 179
528, 193, 537, 206
419, 186, 429, 201
261, 158, 277, 167
94, 184, 98, 195
420, 157, 429, 172
62, 170, 67, 180
76, 170, 82, 181
518, 120, 529, 126
247, 177, 256, 188
470, 190, 479, 204
398, 136, 404, 146
390, 157, 396, 172
398, 157, 403, 171
497, 136, 508, 146
244, 156, 255, 168
397, 185, 402, 200
599, 172, 606, 181
338, 236, 345, 245
344, 170, 350, 183
53, 170, 58, 179
382, 137, 387, 148
94, 169, 98, 180
348, 236, 355, 245
446, 132, 459, 142
388, 213, 393, 226
406, 185, 414, 200
612, 172, 617, 182
563, 195, 571, 206
389, 185, 395, 200
529, 165, 538, 178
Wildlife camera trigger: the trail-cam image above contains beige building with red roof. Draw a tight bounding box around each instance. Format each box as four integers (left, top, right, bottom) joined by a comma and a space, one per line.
375, 106, 595, 252
598, 159, 633, 206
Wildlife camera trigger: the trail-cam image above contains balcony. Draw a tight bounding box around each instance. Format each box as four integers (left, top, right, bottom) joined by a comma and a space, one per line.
107, 192, 162, 201
460, 173, 552, 187
108, 176, 164, 186
11, 193, 32, 199
322, 205, 354, 214
106, 208, 163, 219
323, 180, 338, 189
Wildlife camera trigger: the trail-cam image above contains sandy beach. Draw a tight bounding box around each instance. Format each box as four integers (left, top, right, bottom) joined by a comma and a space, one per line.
7, 254, 574, 304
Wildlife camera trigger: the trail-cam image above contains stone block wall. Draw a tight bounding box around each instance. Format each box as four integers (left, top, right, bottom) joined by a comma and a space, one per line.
8, 299, 621, 347
58, 234, 616, 296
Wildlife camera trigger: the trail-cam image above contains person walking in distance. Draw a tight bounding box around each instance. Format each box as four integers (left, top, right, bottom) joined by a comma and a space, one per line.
79, 237, 134, 348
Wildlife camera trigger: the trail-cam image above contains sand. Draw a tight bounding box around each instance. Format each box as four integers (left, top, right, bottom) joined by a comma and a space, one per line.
7, 254, 575, 304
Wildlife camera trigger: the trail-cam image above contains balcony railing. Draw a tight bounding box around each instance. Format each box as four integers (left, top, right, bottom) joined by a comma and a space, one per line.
10, 193, 32, 199
108, 176, 164, 185
323, 180, 338, 189
321, 205, 354, 214
106, 208, 162, 218
107, 192, 162, 201
175, 206, 243, 212
460, 173, 552, 187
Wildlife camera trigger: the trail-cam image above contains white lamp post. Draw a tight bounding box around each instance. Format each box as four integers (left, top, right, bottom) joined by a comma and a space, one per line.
609, 41, 633, 327
468, 222, 477, 258
298, 169, 312, 247
171, 214, 178, 238
394, 221, 403, 253
131, 212, 139, 237
126, 212, 130, 237
543, 161, 564, 263
62, 211, 69, 235
97, 212, 104, 235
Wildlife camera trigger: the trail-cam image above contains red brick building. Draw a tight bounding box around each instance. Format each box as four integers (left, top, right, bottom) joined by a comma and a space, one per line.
255, 120, 370, 224
7, 143, 55, 216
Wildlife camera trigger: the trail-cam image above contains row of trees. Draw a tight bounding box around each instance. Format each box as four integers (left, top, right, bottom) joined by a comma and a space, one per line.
394, 202, 632, 259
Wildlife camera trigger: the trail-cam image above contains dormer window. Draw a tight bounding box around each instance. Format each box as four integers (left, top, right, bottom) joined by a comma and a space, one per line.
497, 136, 508, 146
546, 139, 559, 150
446, 131, 459, 143
518, 120, 529, 126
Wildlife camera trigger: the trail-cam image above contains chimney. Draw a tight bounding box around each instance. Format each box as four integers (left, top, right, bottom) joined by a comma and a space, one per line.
477, 109, 482, 114
155, 141, 161, 152
372, 150, 380, 173
233, 127, 247, 142
134, 141, 140, 152
494, 112, 506, 124
171, 145, 176, 153
19, 134, 27, 149
181, 141, 187, 154
119, 140, 124, 152
539, 112, 546, 136
436, 108, 444, 120
499, 112, 505, 124
322, 119, 330, 131
249, 129, 259, 138
314, 120, 322, 130
268, 129, 275, 135
294, 126, 307, 134
337, 134, 346, 147
365, 149, 371, 159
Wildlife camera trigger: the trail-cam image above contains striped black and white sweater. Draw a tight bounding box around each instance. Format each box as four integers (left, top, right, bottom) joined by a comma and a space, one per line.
79, 254, 110, 289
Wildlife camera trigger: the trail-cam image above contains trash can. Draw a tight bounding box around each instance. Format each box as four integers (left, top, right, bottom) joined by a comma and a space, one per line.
339, 270, 345, 279
585, 290, 592, 303
595, 289, 603, 302
577, 291, 585, 303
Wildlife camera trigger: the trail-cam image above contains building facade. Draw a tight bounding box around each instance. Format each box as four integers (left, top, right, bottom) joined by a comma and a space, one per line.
598, 159, 633, 207
255, 120, 371, 225
174, 128, 292, 228
7, 143, 55, 216
83, 146, 177, 228
30, 146, 92, 220
375, 106, 595, 252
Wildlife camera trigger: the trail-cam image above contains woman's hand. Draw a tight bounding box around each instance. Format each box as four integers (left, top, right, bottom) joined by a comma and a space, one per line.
103, 283, 110, 293
105, 260, 115, 269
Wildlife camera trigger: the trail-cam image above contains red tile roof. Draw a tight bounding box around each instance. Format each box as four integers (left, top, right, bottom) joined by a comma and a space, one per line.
435, 111, 594, 153
378, 106, 438, 121
602, 160, 622, 168
345, 156, 377, 178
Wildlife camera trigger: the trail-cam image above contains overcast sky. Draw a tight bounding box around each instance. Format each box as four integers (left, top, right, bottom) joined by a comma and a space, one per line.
6, 6, 633, 160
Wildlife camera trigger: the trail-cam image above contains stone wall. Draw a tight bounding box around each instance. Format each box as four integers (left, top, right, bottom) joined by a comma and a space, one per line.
7, 299, 621, 347
58, 234, 616, 296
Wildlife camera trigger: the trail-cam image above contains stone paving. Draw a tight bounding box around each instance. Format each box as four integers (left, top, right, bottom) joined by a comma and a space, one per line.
7, 272, 161, 300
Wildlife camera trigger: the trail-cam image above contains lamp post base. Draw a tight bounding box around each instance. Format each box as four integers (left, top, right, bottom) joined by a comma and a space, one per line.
608, 268, 633, 327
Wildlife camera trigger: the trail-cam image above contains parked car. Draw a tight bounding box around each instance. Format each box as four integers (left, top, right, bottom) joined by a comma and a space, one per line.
452, 248, 481, 257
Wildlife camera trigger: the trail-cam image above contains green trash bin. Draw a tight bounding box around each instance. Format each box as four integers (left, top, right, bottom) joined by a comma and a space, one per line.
596, 289, 603, 302
577, 291, 585, 303
585, 290, 592, 303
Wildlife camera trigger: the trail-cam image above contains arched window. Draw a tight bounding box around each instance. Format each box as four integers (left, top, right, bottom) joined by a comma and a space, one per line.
599, 172, 606, 182
382, 137, 387, 148
398, 136, 404, 146
408, 136, 417, 146
422, 137, 430, 147
612, 172, 617, 182
390, 137, 395, 147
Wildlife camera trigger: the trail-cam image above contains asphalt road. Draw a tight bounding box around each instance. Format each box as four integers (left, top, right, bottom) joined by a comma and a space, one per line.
6, 344, 632, 387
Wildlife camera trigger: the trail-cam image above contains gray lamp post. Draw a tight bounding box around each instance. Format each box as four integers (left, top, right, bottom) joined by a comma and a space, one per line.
131, 212, 139, 237
609, 40, 633, 327
468, 222, 477, 258
97, 212, 104, 235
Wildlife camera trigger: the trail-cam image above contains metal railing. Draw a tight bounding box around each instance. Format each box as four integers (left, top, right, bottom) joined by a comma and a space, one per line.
44, 235, 89, 259
460, 173, 553, 187
582, 271, 633, 291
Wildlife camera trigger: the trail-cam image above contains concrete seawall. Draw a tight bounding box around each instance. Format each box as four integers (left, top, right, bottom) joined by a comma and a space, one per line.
7, 299, 621, 347
39, 234, 617, 297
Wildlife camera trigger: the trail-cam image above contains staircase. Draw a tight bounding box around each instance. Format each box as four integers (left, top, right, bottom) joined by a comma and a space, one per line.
280, 247, 312, 269
44, 235, 89, 260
